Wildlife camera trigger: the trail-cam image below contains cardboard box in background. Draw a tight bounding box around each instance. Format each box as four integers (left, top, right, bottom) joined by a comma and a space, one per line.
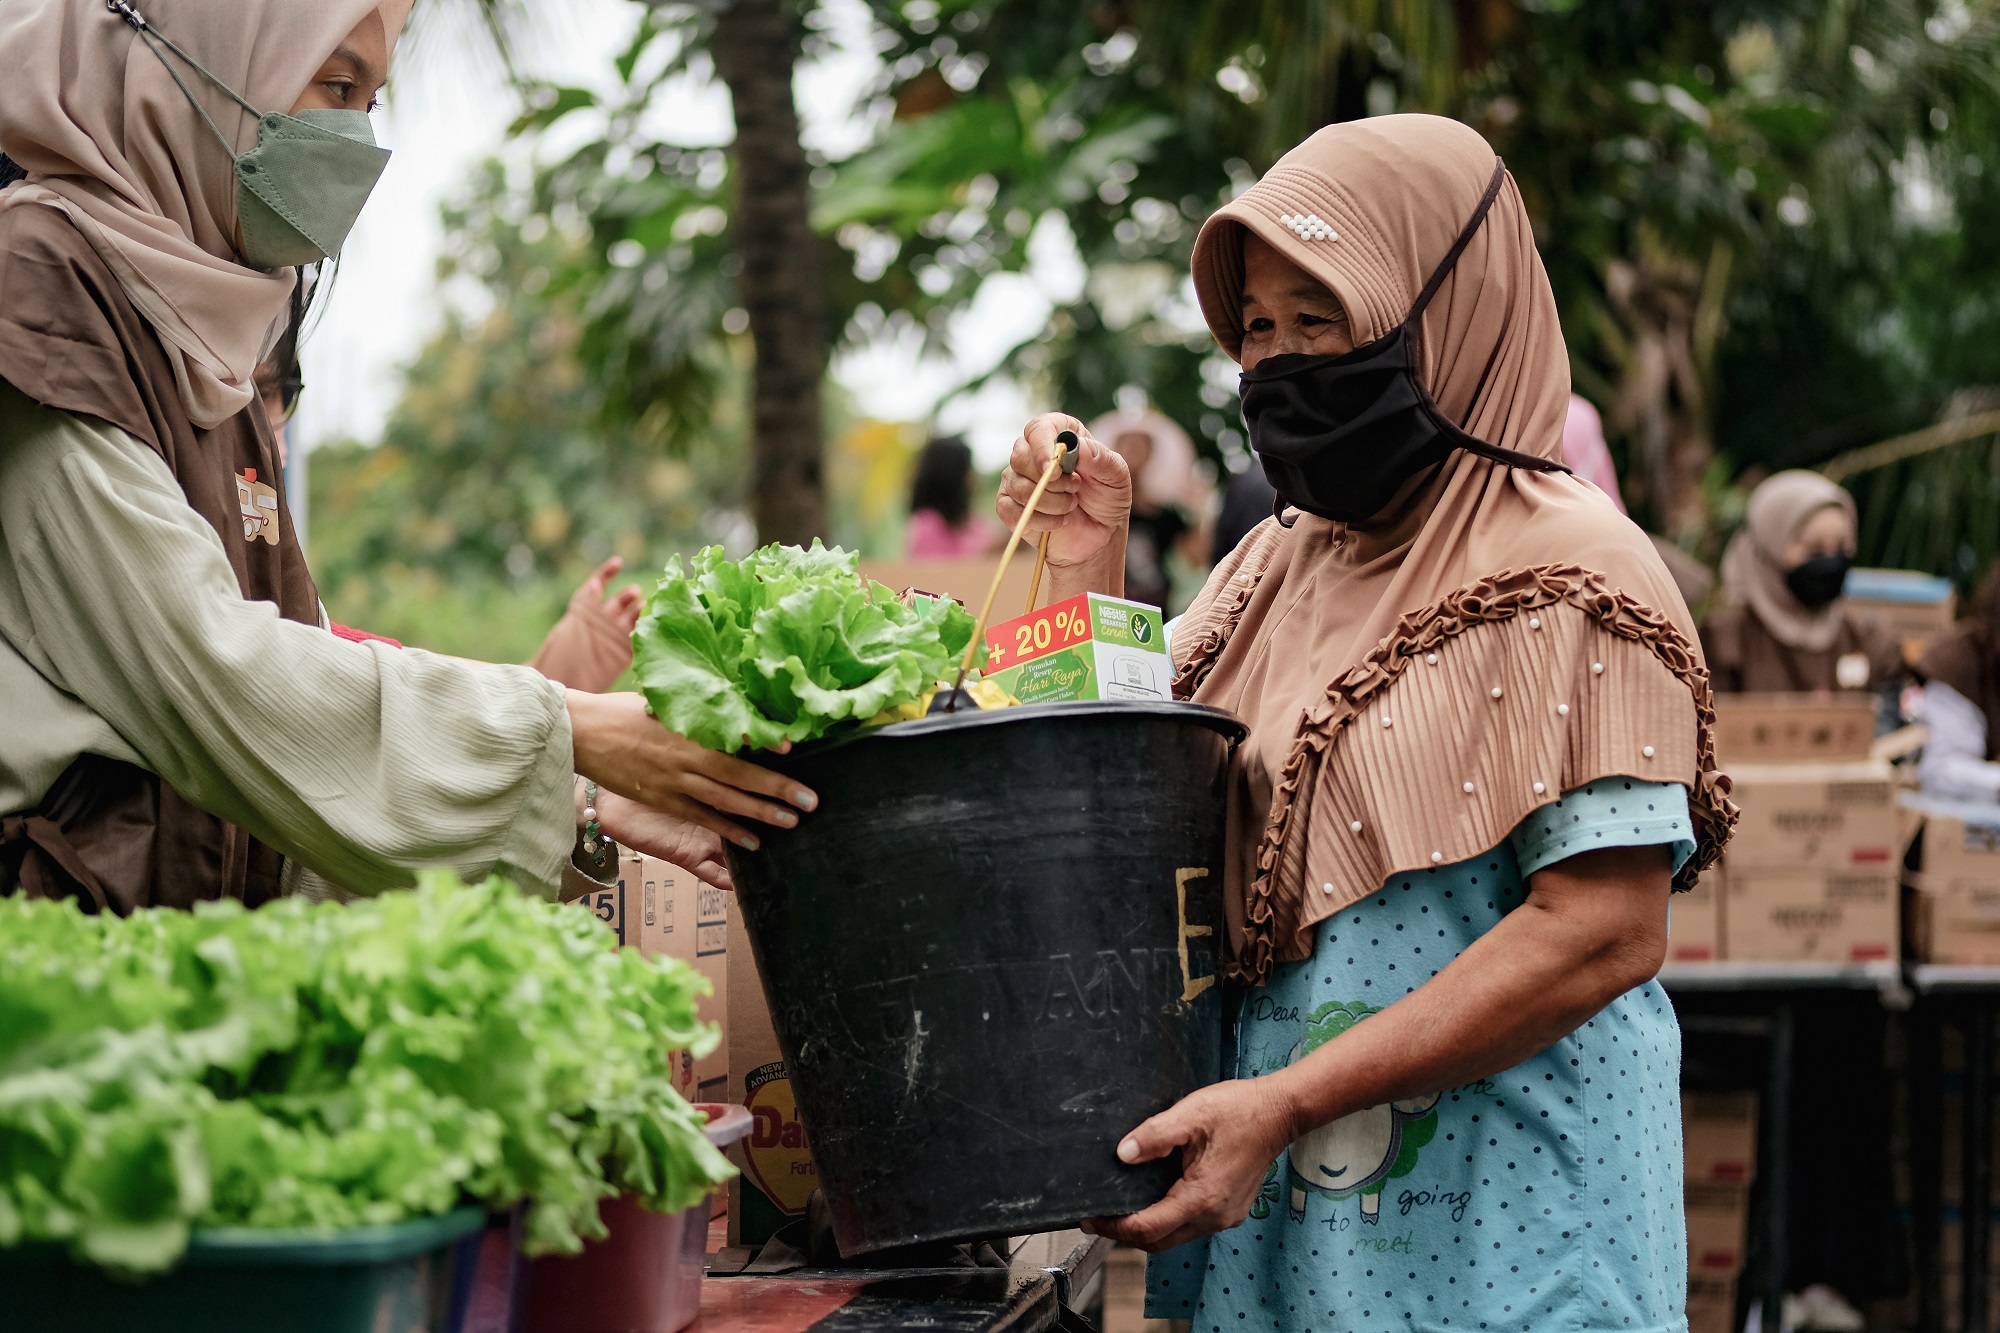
1686, 1273, 1738, 1333
569, 857, 732, 1105
859, 554, 1033, 614
565, 858, 633, 945
1685, 1182, 1750, 1276
1909, 878, 2000, 965
1715, 694, 1877, 765
1724, 868, 1898, 963
725, 910, 816, 1248
983, 591, 1171, 705
1845, 567, 1957, 665
1683, 1091, 1758, 1186
630, 858, 730, 1104
1669, 868, 1723, 963
1724, 761, 1900, 873
1925, 814, 2000, 889
1905, 808, 2000, 964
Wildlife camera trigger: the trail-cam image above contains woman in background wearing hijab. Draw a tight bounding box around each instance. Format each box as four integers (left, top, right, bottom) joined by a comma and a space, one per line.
1920, 563, 2000, 803
1701, 471, 1901, 693
1091, 408, 1205, 612
0, 0, 812, 910
999, 115, 1733, 1333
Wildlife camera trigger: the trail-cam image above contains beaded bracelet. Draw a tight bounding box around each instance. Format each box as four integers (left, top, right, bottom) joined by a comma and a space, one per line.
582, 780, 602, 854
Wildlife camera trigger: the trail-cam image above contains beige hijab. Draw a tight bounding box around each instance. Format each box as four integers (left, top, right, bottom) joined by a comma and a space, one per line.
1718, 470, 1856, 653
0, 0, 405, 427
1174, 115, 1734, 983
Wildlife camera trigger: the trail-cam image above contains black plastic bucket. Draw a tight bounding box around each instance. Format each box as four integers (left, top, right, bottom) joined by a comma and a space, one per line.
728, 700, 1244, 1255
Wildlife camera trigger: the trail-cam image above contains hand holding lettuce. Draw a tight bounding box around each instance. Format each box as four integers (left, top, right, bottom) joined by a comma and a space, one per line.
632, 541, 985, 753
0, 872, 731, 1274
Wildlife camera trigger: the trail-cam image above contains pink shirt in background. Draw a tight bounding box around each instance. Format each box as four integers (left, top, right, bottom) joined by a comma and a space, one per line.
1562, 394, 1627, 514
905, 508, 999, 558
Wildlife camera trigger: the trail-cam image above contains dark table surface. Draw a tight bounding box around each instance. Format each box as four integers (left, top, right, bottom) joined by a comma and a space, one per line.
700, 1222, 1107, 1333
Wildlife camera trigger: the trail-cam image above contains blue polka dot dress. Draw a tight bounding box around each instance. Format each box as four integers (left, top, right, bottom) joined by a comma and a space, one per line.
1147, 780, 1697, 1333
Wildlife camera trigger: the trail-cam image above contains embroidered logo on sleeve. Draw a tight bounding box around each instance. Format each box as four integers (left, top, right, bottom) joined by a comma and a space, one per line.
236, 468, 280, 545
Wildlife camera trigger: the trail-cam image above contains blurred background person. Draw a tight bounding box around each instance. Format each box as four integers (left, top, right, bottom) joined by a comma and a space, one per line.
1564, 392, 1715, 610
1209, 462, 1278, 568
1920, 562, 2000, 804
1090, 408, 1207, 613
903, 434, 1002, 557
1701, 470, 1900, 693
1561, 393, 1626, 512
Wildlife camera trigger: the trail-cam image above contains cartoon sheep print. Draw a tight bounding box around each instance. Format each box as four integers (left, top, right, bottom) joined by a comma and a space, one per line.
1262, 1000, 1441, 1225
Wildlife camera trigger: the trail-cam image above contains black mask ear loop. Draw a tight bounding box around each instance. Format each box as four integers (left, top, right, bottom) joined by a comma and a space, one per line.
1402, 159, 1572, 478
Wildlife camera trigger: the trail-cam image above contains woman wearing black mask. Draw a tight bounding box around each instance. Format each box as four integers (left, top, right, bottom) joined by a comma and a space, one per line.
1701, 470, 1902, 693
997, 116, 1734, 1332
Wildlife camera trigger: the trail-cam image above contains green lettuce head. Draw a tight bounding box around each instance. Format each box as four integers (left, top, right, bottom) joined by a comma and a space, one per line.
632, 541, 982, 752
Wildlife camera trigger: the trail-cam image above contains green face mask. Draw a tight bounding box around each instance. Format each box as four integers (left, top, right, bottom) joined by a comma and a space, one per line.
109, 1, 391, 270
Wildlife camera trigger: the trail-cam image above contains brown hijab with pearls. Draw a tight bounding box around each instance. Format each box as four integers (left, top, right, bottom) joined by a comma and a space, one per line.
1173, 115, 1735, 985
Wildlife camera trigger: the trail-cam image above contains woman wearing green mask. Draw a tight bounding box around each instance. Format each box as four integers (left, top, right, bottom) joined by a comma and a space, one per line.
0, 0, 812, 911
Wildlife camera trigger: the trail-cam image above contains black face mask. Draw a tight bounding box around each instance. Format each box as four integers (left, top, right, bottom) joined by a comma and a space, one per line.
1239, 159, 1569, 525
1784, 553, 1852, 610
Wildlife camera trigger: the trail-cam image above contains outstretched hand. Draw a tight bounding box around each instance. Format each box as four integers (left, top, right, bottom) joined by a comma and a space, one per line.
531, 557, 646, 693
1083, 1079, 1297, 1253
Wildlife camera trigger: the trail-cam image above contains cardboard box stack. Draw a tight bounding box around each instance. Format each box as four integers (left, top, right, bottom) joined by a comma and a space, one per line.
725, 910, 816, 1248
1909, 806, 2000, 964
1683, 1091, 1757, 1333
1714, 694, 1901, 963
1723, 761, 1900, 962
1668, 866, 1724, 962
567, 854, 731, 1104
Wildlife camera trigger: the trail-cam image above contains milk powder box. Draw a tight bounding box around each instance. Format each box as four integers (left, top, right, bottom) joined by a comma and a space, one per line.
981, 591, 1171, 704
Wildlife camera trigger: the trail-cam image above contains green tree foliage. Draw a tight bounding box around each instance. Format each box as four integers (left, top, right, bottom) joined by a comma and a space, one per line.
349, 0, 2000, 625
309, 148, 750, 662
840, 0, 2000, 565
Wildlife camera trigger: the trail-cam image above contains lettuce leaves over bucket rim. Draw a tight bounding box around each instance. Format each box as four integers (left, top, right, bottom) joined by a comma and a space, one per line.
632, 541, 984, 752
0, 872, 731, 1274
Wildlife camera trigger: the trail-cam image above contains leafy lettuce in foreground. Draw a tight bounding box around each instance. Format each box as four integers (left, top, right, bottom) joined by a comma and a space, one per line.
633, 541, 983, 752
0, 872, 730, 1273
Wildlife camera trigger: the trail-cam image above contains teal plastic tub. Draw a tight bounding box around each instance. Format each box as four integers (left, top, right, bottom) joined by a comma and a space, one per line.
1, 1207, 485, 1333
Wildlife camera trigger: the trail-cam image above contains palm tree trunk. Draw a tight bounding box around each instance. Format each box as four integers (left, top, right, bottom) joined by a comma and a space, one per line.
713, 0, 826, 545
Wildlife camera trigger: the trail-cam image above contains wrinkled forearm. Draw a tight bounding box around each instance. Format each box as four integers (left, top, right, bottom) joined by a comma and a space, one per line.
1262, 847, 1671, 1142
1046, 526, 1128, 606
